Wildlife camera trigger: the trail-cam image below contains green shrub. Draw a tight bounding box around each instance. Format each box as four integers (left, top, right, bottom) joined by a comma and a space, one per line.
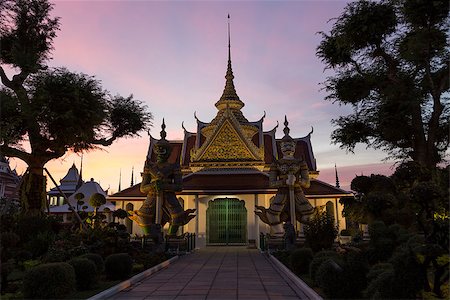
15, 216, 51, 241
105, 253, 133, 280
367, 263, 393, 282
366, 269, 395, 299
304, 210, 338, 252
274, 250, 291, 263
309, 250, 340, 284
389, 246, 423, 298
315, 251, 368, 299
81, 253, 104, 273
289, 248, 313, 275
1, 232, 20, 247
344, 250, 369, 298
133, 252, 168, 269
68, 258, 97, 290
24, 231, 55, 258
365, 247, 423, 299
89, 193, 106, 207
315, 258, 345, 298
22, 262, 75, 299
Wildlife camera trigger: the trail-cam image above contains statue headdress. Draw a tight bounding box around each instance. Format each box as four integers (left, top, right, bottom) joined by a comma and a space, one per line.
281, 116, 295, 144
154, 119, 171, 161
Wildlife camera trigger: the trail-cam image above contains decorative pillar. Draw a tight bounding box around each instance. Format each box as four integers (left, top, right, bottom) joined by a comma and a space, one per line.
254, 194, 259, 249
335, 198, 340, 232
195, 194, 199, 247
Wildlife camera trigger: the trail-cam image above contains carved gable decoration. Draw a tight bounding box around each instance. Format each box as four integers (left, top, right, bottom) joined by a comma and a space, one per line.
198, 120, 257, 161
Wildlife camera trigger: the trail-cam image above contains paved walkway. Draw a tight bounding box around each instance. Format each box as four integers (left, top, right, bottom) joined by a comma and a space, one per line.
109, 247, 313, 300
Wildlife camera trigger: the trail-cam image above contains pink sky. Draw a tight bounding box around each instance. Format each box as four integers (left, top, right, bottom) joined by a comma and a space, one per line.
8, 0, 395, 192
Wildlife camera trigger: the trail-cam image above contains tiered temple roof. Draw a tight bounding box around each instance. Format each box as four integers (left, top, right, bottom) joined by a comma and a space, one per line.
109, 28, 348, 201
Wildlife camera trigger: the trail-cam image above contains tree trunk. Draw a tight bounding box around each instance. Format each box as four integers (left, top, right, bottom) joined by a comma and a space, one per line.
20, 164, 47, 216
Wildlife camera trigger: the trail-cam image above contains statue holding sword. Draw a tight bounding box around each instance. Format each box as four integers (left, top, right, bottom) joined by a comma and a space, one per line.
129, 120, 195, 238
255, 116, 314, 237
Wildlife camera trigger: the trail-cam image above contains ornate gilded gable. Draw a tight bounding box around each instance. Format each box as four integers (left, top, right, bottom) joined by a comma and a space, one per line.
199, 120, 256, 161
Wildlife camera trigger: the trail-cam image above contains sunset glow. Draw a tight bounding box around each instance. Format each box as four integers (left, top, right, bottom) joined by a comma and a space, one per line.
9, 0, 394, 192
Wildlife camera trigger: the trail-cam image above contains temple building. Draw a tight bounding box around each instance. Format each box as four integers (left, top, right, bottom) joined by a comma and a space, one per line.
109, 32, 352, 248
0, 155, 20, 200
47, 164, 114, 223
47, 163, 82, 206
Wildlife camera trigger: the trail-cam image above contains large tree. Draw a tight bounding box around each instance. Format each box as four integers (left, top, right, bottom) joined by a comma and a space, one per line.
317, 0, 449, 168
0, 0, 152, 215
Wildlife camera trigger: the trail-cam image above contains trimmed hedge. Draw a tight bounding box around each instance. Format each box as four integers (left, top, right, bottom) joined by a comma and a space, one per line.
315, 259, 344, 298
22, 262, 75, 299
105, 253, 133, 280
68, 258, 98, 290
309, 250, 340, 284
315, 251, 368, 299
289, 247, 313, 275
81, 253, 105, 273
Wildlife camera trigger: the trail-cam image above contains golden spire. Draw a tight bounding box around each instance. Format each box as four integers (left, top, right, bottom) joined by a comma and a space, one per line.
215, 14, 244, 111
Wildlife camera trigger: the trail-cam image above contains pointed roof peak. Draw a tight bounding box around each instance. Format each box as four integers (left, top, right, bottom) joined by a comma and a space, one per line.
215, 14, 244, 111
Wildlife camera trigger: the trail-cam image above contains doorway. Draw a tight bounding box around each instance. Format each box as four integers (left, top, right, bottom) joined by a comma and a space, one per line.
206, 197, 247, 245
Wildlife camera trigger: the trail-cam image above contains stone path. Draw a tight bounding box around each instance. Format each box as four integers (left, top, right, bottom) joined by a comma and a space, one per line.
109, 247, 313, 300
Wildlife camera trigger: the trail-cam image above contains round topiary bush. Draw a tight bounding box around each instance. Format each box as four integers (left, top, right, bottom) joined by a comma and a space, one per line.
68, 258, 98, 290
289, 247, 314, 275
366, 269, 395, 299
89, 193, 106, 208
342, 250, 369, 298
81, 253, 105, 273
367, 263, 393, 282
105, 253, 133, 280
22, 262, 75, 299
315, 258, 345, 298
309, 250, 341, 284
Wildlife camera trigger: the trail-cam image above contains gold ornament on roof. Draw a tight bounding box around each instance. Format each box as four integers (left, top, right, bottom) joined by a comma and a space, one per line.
200, 121, 256, 161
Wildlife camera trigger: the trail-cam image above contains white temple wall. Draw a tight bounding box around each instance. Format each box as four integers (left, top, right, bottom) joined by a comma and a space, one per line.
113, 193, 347, 247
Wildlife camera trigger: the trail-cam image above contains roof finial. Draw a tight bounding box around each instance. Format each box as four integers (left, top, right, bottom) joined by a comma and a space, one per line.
228, 13, 231, 64
160, 118, 167, 140
131, 166, 134, 187
118, 168, 122, 192
215, 14, 244, 111
77, 154, 83, 189
335, 163, 340, 188
283, 115, 290, 137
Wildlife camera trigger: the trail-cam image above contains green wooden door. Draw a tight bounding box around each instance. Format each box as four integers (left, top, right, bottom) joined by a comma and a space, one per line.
206, 198, 247, 245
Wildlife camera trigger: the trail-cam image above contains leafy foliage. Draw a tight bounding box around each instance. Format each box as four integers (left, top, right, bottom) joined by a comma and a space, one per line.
89, 193, 106, 208
317, 0, 449, 167
304, 209, 338, 252
309, 250, 341, 284
0, 0, 152, 214
289, 247, 314, 275
80, 253, 104, 273
68, 258, 97, 290
22, 262, 75, 299
104, 253, 133, 280
315, 250, 368, 299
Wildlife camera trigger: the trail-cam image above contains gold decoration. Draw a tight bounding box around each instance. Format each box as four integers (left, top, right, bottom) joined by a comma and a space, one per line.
200, 121, 256, 161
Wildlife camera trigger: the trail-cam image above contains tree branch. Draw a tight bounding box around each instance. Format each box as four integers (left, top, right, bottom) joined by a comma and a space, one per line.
350, 59, 365, 76
92, 136, 115, 147
0, 66, 13, 89
12, 70, 30, 86
0, 144, 31, 163
373, 44, 399, 82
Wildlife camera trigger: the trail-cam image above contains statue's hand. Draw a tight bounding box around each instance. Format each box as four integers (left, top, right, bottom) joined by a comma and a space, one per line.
286, 174, 296, 186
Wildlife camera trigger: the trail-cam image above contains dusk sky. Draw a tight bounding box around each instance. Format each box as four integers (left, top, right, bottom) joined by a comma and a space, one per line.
8, 0, 395, 192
